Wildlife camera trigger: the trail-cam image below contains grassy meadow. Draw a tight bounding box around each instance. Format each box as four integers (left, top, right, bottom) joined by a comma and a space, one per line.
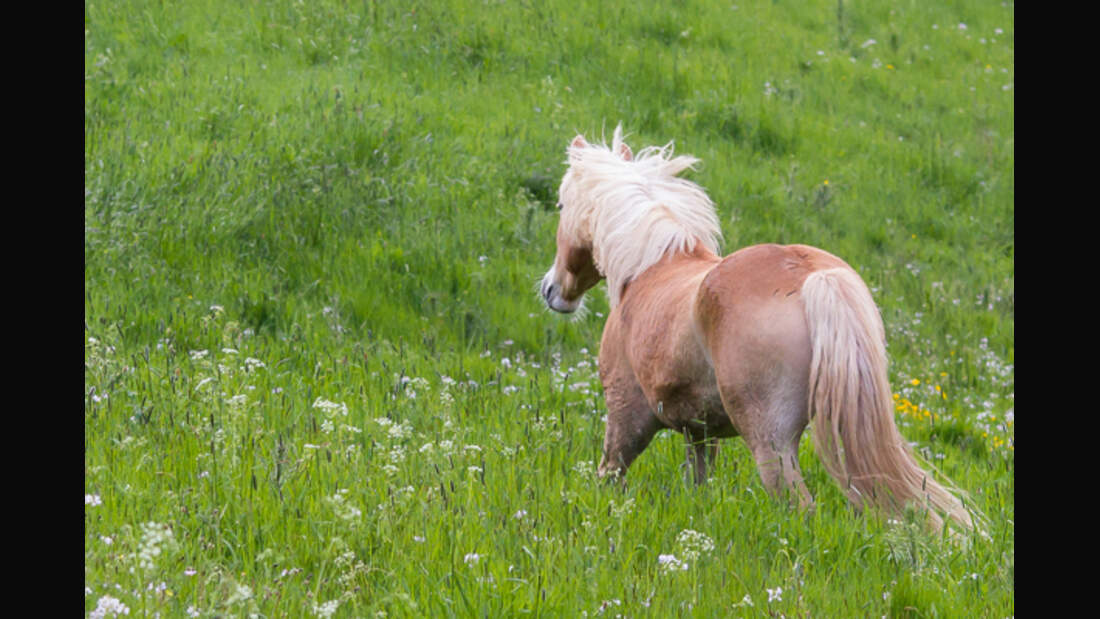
85, 0, 1013, 616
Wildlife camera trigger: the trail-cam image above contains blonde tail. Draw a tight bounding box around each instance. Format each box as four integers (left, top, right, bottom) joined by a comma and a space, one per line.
802, 267, 975, 532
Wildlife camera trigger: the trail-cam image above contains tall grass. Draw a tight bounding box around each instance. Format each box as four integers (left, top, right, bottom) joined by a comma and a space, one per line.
86, 1, 1013, 616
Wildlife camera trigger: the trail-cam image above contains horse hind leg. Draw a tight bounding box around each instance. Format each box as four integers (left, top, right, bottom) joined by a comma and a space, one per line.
747, 434, 814, 511
736, 398, 815, 511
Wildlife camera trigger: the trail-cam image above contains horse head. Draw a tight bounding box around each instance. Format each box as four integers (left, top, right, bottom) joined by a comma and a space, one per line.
539, 133, 633, 313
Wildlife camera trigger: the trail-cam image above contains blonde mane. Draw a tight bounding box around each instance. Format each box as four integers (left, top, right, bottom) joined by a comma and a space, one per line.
558, 126, 722, 307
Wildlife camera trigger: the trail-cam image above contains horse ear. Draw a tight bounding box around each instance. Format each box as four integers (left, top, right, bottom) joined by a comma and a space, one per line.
618, 142, 633, 161
571, 135, 587, 149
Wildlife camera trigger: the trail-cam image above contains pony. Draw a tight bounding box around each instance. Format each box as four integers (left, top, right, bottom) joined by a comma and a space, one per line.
539, 126, 976, 532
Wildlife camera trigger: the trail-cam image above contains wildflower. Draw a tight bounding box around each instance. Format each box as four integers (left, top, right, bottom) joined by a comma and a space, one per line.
910, 378, 920, 386
89, 595, 130, 618
860, 38, 877, 48
132, 522, 178, 572
226, 583, 253, 606
314, 600, 341, 618
326, 489, 363, 526
86, 494, 102, 507
313, 398, 348, 417
514, 509, 528, 519
186, 607, 200, 618
184, 568, 197, 576
464, 552, 481, 566
676, 529, 715, 561
658, 553, 689, 572
767, 586, 783, 602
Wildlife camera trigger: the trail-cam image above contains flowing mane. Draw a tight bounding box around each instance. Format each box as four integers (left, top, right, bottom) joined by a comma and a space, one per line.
558, 126, 722, 307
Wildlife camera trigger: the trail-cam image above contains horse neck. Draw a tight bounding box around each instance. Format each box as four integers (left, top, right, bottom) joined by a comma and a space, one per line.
614, 241, 721, 307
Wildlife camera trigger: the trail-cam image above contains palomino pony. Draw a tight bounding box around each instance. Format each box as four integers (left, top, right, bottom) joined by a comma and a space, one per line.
540, 126, 975, 532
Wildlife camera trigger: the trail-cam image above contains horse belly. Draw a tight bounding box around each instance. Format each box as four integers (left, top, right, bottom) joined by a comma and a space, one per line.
624, 315, 734, 437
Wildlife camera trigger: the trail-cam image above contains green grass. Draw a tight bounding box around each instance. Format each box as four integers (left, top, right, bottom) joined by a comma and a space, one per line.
85, 1, 1013, 616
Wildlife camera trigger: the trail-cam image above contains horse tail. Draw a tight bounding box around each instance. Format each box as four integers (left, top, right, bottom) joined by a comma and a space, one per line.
801, 267, 975, 532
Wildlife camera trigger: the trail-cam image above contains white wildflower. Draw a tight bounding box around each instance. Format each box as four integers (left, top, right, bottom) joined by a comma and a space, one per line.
313, 398, 348, 417
572, 460, 596, 479
326, 489, 363, 527
89, 595, 130, 618
226, 583, 253, 606
132, 522, 178, 572
464, 552, 481, 566
189, 349, 209, 360
658, 553, 689, 572
676, 529, 715, 561
86, 494, 102, 507
314, 599, 340, 618
767, 586, 783, 602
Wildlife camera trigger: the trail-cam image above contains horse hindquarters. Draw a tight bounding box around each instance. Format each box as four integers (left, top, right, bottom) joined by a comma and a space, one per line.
802, 267, 973, 531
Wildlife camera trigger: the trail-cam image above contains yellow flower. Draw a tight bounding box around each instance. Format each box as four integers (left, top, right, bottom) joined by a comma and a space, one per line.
910, 378, 920, 386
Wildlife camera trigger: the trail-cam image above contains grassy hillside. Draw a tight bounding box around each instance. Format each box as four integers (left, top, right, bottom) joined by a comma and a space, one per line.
85, 1, 1013, 616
